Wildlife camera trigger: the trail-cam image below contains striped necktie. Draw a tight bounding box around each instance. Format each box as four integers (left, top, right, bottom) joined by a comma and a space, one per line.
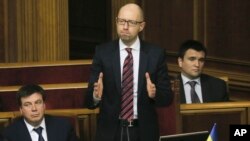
120, 48, 134, 120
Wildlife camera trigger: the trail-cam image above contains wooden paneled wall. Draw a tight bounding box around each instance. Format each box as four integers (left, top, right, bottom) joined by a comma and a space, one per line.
68, 0, 110, 60
141, 0, 250, 100
0, 0, 249, 99
141, 0, 250, 74
0, 0, 69, 62
0, 0, 6, 62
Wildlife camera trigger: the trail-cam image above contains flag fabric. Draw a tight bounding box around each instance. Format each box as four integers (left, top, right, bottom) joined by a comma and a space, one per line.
207, 123, 218, 141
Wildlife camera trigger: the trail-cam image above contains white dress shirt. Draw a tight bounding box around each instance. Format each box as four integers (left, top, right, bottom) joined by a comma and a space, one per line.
24, 118, 48, 141
181, 74, 203, 104
119, 36, 140, 119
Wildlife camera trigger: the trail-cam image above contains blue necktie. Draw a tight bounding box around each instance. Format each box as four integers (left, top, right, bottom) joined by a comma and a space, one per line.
34, 127, 45, 141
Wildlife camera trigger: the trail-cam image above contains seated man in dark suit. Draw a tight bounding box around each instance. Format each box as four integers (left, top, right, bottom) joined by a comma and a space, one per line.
1, 84, 78, 141
177, 40, 229, 104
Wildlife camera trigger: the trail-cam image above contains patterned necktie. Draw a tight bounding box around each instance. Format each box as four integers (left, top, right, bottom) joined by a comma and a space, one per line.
34, 127, 45, 141
188, 81, 201, 103
120, 48, 134, 120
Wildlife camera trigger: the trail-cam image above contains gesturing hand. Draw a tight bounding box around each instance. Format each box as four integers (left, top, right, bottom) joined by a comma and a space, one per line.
145, 72, 156, 98
93, 72, 103, 100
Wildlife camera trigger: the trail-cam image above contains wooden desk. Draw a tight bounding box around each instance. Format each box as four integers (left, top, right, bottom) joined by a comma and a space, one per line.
180, 101, 250, 141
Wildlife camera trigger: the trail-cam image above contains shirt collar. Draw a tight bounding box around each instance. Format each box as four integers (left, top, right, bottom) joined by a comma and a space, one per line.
181, 73, 201, 85
119, 36, 140, 51
24, 117, 46, 133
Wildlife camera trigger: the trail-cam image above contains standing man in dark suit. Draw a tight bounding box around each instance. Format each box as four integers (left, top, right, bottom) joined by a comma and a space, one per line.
177, 40, 229, 104
2, 84, 78, 141
85, 3, 173, 141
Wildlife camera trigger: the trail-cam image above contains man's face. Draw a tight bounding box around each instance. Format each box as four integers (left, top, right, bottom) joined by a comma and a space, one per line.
116, 5, 145, 46
178, 49, 205, 79
19, 93, 45, 126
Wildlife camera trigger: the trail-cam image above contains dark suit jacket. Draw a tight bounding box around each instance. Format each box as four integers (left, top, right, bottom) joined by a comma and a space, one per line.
2, 115, 78, 141
85, 40, 173, 141
179, 74, 229, 104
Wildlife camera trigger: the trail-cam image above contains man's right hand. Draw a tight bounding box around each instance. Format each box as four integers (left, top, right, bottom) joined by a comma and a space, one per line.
93, 72, 103, 100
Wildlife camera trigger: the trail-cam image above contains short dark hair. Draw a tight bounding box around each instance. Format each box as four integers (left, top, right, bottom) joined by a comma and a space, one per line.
178, 40, 207, 58
17, 84, 46, 106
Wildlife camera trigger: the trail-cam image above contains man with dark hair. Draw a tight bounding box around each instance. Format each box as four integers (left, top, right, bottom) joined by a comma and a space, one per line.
178, 40, 229, 104
2, 84, 78, 141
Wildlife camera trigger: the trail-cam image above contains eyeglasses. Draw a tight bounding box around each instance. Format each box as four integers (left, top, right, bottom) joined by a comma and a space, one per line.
116, 17, 143, 27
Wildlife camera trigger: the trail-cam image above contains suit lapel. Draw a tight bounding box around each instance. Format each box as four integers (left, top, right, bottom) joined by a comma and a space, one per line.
113, 40, 148, 96
138, 43, 148, 97
200, 75, 210, 102
45, 116, 55, 141
19, 118, 32, 141
112, 41, 122, 95
178, 75, 187, 103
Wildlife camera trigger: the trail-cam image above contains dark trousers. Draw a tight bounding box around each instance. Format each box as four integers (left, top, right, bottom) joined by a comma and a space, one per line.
114, 120, 140, 141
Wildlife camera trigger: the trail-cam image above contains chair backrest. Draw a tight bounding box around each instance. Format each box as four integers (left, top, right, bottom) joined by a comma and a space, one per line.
0, 112, 15, 133
0, 60, 91, 112
219, 76, 229, 94
0, 83, 88, 111
156, 79, 181, 135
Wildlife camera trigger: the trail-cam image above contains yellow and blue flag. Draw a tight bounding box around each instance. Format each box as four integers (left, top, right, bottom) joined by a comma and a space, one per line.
207, 123, 218, 141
